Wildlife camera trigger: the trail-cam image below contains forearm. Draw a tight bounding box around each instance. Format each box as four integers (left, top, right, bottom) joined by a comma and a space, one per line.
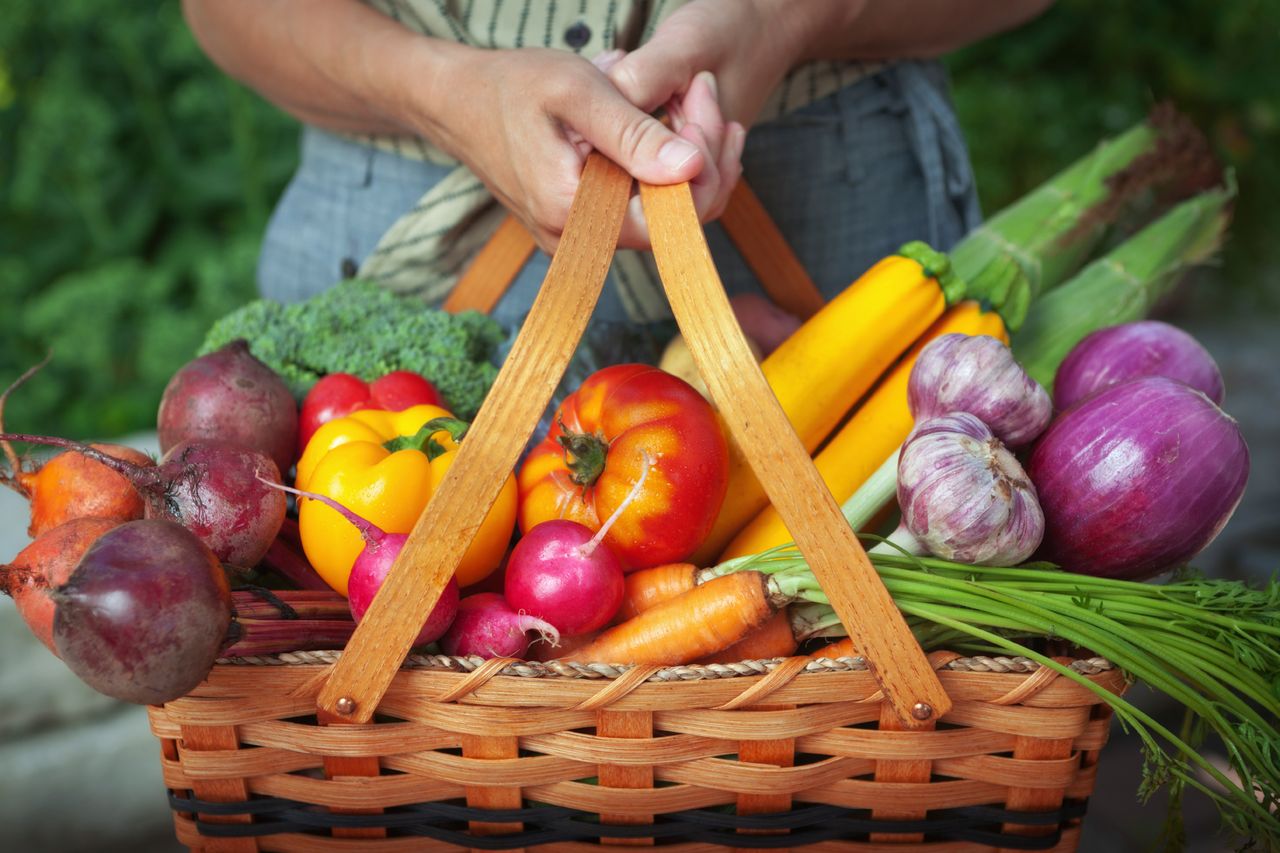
766, 0, 1054, 63
182, 0, 464, 136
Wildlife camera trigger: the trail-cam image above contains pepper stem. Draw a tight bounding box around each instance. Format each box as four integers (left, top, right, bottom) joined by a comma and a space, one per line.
557, 425, 610, 488
384, 417, 470, 459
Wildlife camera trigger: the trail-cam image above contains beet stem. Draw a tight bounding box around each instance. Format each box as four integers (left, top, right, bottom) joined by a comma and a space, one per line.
221, 619, 356, 657
260, 537, 333, 591
237, 585, 298, 620
0, 433, 154, 489
0, 355, 52, 498
230, 589, 350, 620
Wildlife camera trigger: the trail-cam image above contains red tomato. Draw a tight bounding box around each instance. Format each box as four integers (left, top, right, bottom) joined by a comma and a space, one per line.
298, 371, 443, 453
369, 370, 444, 411
518, 364, 728, 569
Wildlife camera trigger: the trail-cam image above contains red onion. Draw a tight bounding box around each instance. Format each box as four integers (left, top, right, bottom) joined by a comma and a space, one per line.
1028, 376, 1248, 579
887, 412, 1044, 565
908, 334, 1052, 448
1053, 320, 1224, 411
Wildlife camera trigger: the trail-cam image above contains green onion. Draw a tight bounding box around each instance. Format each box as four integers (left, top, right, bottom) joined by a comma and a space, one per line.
711, 544, 1279, 846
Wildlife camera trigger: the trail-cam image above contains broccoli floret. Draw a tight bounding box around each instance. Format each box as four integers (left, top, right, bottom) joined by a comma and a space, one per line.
198, 280, 505, 418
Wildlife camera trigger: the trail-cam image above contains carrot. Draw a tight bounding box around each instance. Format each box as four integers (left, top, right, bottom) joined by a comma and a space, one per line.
699, 609, 798, 664
808, 637, 859, 660
568, 571, 776, 666
616, 562, 698, 621
526, 630, 600, 662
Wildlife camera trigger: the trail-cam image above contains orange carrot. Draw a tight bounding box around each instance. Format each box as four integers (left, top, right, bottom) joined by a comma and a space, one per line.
617, 562, 698, 621
699, 609, 798, 664
808, 637, 859, 660
568, 571, 776, 666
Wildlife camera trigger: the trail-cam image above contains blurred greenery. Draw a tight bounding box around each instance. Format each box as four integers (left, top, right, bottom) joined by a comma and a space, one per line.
2, 0, 1277, 441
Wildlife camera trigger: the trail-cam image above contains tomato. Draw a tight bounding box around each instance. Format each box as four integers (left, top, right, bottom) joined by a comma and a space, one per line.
298, 371, 443, 453
518, 364, 728, 569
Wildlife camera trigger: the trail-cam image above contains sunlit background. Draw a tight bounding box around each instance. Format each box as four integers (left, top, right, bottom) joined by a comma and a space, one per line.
2, 2, 1276, 851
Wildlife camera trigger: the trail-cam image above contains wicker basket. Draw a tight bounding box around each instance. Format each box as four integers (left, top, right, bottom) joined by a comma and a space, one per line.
150, 155, 1124, 851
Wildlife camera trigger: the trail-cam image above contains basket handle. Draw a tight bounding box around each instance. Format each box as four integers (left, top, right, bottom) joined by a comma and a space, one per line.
442, 178, 827, 319
315, 152, 631, 722
640, 181, 950, 727
317, 157, 950, 728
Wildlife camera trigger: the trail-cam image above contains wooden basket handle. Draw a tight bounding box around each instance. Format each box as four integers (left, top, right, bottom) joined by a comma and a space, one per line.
316, 153, 631, 722
443, 178, 826, 320
317, 158, 950, 729
640, 181, 950, 727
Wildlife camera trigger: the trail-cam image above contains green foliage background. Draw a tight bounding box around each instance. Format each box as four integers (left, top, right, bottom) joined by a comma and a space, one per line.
2, 0, 1277, 440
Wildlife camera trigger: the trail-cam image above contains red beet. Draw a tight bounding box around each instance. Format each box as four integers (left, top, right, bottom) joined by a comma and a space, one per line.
158, 340, 298, 473
52, 519, 233, 705
0, 433, 286, 568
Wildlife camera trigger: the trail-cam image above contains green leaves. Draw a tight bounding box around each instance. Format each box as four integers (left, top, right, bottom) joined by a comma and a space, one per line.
0, 2, 297, 440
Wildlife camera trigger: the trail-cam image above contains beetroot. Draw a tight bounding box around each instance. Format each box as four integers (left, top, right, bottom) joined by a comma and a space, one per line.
52, 519, 233, 705
21, 444, 153, 538
0, 433, 286, 568
2, 516, 121, 654
158, 340, 298, 473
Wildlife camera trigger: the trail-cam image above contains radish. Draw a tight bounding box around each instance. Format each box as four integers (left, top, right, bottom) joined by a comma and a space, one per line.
262, 479, 458, 645
0, 433, 286, 568
440, 593, 558, 659
504, 451, 653, 636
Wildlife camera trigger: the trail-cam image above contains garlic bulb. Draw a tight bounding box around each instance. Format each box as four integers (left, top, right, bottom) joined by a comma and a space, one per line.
893, 412, 1044, 565
908, 333, 1052, 448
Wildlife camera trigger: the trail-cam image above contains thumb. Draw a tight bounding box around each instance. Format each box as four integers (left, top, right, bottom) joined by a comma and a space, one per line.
570, 81, 704, 185
606, 44, 694, 113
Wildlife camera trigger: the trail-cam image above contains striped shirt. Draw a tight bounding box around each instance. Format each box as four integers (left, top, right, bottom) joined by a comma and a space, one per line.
352, 0, 880, 319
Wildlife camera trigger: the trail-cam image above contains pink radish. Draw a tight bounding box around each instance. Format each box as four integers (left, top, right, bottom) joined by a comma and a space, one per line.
504, 451, 651, 636
440, 592, 558, 659
262, 480, 458, 645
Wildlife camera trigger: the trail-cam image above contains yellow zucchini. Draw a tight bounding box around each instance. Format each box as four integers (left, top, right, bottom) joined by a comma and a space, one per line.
690, 244, 960, 565
718, 301, 1008, 561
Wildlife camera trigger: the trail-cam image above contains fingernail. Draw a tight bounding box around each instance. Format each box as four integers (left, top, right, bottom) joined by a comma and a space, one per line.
696, 70, 719, 99
658, 138, 699, 172
592, 49, 625, 71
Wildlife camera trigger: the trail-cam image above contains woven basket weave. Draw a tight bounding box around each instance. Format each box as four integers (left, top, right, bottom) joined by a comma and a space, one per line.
152, 651, 1122, 851
150, 158, 1125, 851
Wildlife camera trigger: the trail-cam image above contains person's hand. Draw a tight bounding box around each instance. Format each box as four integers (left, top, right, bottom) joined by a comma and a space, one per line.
604, 0, 809, 130
416, 46, 742, 253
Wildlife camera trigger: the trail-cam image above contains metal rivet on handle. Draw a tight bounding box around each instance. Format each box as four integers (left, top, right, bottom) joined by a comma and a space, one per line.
335, 696, 356, 716
911, 702, 934, 721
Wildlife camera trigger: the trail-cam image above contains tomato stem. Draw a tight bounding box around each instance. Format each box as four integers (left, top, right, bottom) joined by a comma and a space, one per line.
557, 426, 609, 487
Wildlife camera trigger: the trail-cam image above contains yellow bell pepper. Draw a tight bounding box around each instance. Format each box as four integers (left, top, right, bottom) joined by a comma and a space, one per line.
295, 405, 517, 596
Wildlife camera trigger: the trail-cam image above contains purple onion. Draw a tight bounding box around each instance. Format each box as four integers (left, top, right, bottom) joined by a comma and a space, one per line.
1028, 376, 1248, 580
1053, 320, 1224, 411
909, 334, 1052, 448
894, 412, 1044, 565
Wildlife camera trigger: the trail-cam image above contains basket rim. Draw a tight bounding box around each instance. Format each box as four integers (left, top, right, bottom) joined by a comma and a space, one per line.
213, 650, 1115, 682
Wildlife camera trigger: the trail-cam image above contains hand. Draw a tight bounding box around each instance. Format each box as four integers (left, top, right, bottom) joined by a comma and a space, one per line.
416, 46, 742, 253
605, 0, 809, 130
